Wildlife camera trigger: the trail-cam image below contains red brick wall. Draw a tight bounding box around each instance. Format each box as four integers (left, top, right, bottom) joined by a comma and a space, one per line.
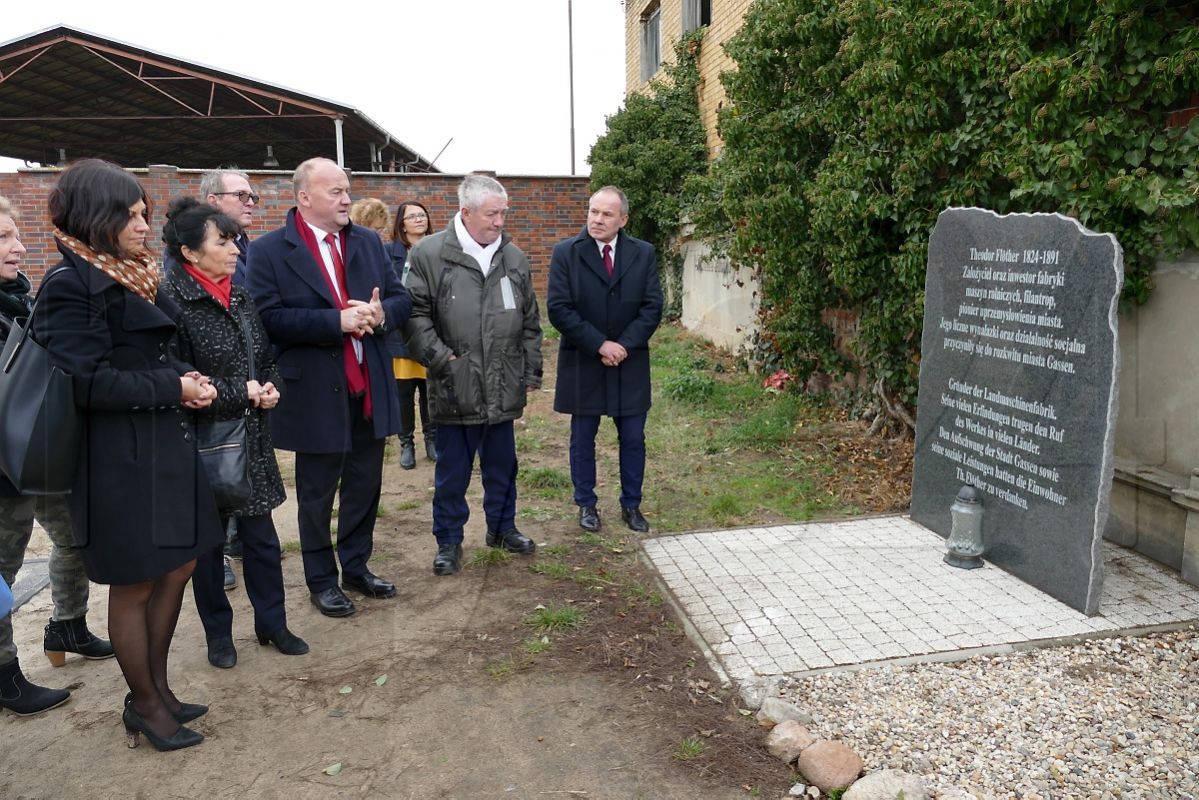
0, 166, 591, 291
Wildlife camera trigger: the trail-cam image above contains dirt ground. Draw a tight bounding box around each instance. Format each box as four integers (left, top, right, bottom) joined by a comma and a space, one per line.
0, 337, 813, 800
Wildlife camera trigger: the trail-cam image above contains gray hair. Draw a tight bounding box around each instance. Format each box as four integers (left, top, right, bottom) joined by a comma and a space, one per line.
458, 174, 507, 211
0, 195, 12, 218
591, 185, 629, 216
199, 168, 250, 199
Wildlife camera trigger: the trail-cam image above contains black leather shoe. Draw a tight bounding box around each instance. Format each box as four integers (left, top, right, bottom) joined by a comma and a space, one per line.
578, 505, 601, 532
486, 527, 536, 554
342, 571, 397, 599
310, 586, 356, 618
124, 692, 207, 724
433, 542, 462, 576
122, 705, 203, 751
255, 626, 310, 656
620, 506, 650, 533
206, 636, 237, 669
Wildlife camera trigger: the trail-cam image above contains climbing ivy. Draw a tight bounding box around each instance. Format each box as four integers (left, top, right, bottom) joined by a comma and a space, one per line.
588, 29, 709, 318
690, 0, 1199, 426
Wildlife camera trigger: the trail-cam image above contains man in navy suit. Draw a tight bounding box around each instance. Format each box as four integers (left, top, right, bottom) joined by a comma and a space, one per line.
199, 168, 258, 286
547, 186, 663, 533
247, 157, 410, 617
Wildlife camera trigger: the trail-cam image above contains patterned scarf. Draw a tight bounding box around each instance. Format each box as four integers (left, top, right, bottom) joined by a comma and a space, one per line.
54, 229, 159, 303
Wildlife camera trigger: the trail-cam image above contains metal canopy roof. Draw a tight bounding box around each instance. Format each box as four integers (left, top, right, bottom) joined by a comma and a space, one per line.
0, 25, 437, 173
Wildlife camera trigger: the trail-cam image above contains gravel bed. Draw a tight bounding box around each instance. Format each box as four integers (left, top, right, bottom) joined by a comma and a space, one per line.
776, 625, 1199, 799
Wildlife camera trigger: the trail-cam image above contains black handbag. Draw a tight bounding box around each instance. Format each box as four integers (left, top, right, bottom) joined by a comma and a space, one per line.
0, 270, 81, 494
195, 310, 256, 512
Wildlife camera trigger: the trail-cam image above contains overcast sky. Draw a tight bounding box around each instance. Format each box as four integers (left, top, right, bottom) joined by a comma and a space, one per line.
1, 1, 629, 175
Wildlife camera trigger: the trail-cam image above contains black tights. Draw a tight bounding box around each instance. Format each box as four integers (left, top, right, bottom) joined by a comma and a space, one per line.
108, 559, 195, 737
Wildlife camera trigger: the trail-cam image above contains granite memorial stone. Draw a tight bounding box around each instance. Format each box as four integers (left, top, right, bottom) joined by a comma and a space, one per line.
911, 208, 1122, 614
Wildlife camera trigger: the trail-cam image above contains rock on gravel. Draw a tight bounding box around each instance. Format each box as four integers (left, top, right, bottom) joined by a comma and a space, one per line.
796, 739, 864, 792
757, 695, 815, 727
765, 720, 816, 763
842, 768, 928, 799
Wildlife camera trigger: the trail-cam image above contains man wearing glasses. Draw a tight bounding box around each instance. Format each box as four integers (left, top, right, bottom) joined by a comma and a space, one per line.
200, 168, 260, 286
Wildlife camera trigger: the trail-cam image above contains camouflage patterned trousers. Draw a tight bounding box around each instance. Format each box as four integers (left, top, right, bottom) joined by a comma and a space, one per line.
0, 495, 89, 664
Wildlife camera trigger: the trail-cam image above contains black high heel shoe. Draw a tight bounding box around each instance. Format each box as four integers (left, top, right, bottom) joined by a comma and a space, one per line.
124, 692, 207, 724
122, 705, 203, 751
255, 625, 310, 656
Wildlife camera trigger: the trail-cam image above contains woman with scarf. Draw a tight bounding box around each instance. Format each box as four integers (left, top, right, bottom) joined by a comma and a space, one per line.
160, 197, 307, 671
0, 195, 113, 717
31, 160, 223, 751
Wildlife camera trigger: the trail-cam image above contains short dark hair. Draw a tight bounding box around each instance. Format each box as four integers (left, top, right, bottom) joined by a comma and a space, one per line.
162, 196, 240, 264
48, 159, 150, 257
392, 200, 433, 249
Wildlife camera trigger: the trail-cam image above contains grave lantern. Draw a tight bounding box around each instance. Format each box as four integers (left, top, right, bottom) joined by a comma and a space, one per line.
945, 485, 985, 569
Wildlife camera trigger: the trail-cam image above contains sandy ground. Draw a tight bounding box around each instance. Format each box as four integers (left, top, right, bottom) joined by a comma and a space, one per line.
1, 372, 778, 798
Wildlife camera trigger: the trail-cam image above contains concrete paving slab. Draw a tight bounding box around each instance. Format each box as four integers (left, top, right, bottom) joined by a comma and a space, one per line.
642, 515, 1199, 686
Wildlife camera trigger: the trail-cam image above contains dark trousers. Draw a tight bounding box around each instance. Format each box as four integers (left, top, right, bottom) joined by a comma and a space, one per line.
192, 513, 287, 640
569, 413, 647, 509
397, 378, 434, 439
432, 421, 517, 545
294, 398, 385, 592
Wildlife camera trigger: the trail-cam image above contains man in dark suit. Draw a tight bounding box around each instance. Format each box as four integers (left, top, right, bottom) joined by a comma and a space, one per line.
247, 157, 410, 617
199, 168, 258, 286
547, 186, 663, 533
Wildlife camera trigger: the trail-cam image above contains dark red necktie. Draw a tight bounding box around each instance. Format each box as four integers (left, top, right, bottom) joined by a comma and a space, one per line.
323, 233, 371, 414
602, 244, 613, 278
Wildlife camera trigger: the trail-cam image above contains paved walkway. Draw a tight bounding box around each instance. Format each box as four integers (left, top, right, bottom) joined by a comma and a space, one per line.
642, 515, 1199, 686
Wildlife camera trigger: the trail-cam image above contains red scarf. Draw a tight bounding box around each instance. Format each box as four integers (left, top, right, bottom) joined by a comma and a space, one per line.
293, 210, 372, 418
182, 262, 232, 309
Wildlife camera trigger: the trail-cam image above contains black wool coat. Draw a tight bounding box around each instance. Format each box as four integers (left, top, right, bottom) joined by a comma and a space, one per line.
30, 246, 224, 585
547, 229, 663, 417
161, 263, 287, 517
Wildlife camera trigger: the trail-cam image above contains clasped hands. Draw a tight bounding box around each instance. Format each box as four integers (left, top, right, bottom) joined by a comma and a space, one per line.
180, 371, 217, 409
598, 340, 627, 367
340, 287, 385, 338
245, 379, 280, 410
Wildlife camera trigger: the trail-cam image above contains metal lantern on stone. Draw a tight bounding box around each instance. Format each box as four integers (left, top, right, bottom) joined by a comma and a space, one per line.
944, 485, 985, 569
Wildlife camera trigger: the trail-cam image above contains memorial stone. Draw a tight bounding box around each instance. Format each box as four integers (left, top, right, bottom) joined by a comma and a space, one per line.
910, 208, 1122, 614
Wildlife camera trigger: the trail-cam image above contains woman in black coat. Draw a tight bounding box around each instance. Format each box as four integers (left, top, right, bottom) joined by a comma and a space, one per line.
31, 160, 223, 751
160, 197, 307, 669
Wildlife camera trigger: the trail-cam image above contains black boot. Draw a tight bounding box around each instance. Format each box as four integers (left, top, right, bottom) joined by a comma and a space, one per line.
44, 614, 116, 666
399, 434, 416, 470
0, 657, 70, 716
424, 428, 438, 462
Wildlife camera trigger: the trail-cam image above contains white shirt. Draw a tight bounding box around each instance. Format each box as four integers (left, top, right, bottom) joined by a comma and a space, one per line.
303, 219, 362, 363
454, 212, 502, 277
595, 232, 619, 263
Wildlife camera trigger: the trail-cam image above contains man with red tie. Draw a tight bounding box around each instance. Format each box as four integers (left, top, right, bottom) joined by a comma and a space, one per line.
547, 186, 663, 534
247, 157, 410, 617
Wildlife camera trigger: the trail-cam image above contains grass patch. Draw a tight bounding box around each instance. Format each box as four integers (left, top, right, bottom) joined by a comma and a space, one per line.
395, 499, 421, 511
674, 735, 709, 760
623, 583, 663, 606
520, 466, 573, 500
530, 561, 572, 579
523, 636, 553, 655
468, 548, 513, 568
539, 543, 572, 557
523, 603, 584, 633
661, 373, 717, 403
281, 540, 302, 554
485, 656, 518, 680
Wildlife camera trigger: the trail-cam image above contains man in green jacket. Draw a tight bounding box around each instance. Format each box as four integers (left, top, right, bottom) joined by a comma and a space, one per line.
404, 175, 543, 575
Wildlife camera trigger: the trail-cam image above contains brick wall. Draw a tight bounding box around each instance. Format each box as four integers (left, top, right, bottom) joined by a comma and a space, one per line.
0, 166, 591, 291
625, 0, 753, 158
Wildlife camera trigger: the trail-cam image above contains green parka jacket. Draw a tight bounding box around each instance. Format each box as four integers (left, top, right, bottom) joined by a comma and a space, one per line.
402, 222, 542, 426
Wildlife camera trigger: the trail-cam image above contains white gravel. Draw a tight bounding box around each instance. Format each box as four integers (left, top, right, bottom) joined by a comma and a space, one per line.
776, 625, 1199, 799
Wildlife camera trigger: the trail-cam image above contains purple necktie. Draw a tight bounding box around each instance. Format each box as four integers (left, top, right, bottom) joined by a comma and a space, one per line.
602, 244, 613, 278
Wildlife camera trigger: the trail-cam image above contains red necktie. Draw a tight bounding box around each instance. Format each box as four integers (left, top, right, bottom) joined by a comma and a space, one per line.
602, 244, 613, 278
322, 233, 371, 415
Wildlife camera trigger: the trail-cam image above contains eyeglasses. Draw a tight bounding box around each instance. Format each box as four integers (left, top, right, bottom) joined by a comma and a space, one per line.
403, 213, 427, 221
213, 190, 260, 204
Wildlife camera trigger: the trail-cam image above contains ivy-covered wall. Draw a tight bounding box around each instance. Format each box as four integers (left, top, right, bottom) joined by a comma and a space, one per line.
641, 0, 1199, 427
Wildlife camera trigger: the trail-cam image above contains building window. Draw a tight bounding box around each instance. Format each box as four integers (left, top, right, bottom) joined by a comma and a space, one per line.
682, 0, 712, 33
640, 3, 661, 83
